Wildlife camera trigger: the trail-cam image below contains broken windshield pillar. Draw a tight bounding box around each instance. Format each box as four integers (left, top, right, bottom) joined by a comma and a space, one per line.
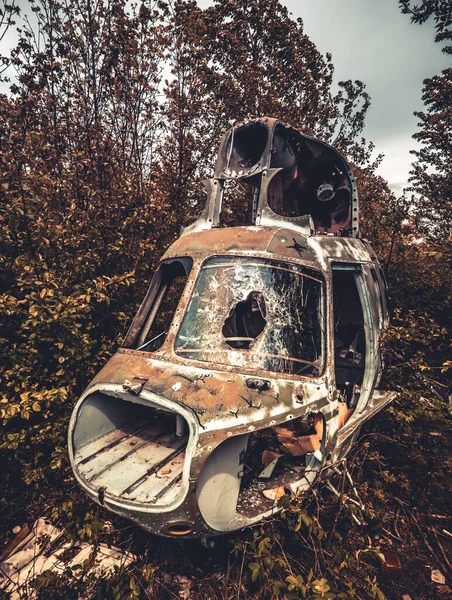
175, 257, 325, 376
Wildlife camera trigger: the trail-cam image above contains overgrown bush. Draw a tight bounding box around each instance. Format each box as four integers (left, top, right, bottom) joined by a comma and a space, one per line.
0, 1, 450, 599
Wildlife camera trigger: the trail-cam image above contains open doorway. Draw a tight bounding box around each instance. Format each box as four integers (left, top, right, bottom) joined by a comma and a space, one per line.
332, 265, 367, 428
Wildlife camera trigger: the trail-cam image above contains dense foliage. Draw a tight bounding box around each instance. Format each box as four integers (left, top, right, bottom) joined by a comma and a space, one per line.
399, 0, 452, 54
404, 68, 452, 326
0, 1, 450, 599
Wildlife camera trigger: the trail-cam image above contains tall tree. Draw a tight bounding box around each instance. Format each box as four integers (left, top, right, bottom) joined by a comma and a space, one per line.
0, 0, 19, 77
0, 0, 170, 425
406, 67, 452, 331
397, 1, 452, 332
409, 68, 452, 241
156, 0, 375, 229
203, 0, 373, 160
399, 0, 452, 54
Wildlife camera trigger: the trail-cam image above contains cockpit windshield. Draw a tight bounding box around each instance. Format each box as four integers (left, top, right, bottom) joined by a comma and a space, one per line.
175, 257, 325, 376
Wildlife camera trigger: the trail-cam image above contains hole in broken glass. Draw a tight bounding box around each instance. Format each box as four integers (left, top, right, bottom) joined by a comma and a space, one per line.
222, 291, 267, 349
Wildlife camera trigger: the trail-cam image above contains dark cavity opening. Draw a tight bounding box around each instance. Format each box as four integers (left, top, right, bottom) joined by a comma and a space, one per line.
72, 392, 188, 505
222, 291, 267, 349
236, 413, 324, 519
333, 268, 366, 416
268, 124, 352, 232
219, 178, 258, 227
225, 121, 268, 174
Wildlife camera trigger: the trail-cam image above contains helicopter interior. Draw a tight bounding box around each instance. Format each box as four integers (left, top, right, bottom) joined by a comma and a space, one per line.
222, 291, 267, 350
221, 121, 354, 233
333, 269, 366, 426
267, 125, 352, 232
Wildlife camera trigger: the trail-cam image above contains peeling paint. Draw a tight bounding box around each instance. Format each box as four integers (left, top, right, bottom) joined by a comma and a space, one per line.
68, 117, 396, 538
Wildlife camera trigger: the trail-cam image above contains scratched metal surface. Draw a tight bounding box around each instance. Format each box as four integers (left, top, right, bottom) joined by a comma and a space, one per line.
68, 117, 394, 538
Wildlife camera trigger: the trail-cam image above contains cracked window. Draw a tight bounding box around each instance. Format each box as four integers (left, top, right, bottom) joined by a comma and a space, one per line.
175, 257, 325, 376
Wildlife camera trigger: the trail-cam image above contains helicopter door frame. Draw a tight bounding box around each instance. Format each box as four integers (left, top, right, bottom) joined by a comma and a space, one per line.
331, 263, 377, 418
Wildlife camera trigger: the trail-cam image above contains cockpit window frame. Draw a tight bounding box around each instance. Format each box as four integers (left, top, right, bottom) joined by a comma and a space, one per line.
172, 254, 327, 379
122, 257, 193, 351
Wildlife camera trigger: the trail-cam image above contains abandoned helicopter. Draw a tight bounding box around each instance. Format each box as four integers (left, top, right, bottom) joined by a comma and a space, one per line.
68, 117, 396, 538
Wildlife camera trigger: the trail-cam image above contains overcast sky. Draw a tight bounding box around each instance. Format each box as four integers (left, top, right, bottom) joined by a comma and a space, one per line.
197, 0, 450, 195
293, 0, 450, 195
2, 0, 449, 194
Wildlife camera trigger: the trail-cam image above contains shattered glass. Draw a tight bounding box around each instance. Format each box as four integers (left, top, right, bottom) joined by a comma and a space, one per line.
175, 257, 325, 376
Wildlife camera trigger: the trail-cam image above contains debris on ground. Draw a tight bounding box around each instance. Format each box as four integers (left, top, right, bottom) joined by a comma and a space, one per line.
274, 413, 323, 456
258, 457, 281, 479
173, 574, 193, 599
261, 449, 283, 466
262, 486, 286, 501
0, 518, 135, 600
102, 520, 114, 534
431, 568, 446, 585
235, 414, 324, 517
157, 466, 172, 477
382, 548, 402, 575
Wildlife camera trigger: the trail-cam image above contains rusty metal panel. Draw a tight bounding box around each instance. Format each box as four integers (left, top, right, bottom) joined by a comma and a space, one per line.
68, 117, 395, 538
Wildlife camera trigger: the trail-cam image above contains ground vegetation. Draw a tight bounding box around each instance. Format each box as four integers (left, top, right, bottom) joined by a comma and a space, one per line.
0, 1, 450, 598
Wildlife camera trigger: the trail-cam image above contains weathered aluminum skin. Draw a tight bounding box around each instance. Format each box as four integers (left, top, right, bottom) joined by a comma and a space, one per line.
68, 117, 396, 538
68, 226, 394, 538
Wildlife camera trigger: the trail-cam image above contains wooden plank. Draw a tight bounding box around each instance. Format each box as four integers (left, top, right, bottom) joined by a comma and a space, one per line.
124, 451, 185, 502
89, 434, 187, 496
77, 424, 163, 480
120, 447, 184, 497
0, 525, 31, 565
75, 420, 148, 463
153, 473, 183, 503
157, 476, 184, 505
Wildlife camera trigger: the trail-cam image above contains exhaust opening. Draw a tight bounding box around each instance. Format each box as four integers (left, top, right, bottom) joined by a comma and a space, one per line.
71, 391, 189, 507
161, 521, 193, 536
